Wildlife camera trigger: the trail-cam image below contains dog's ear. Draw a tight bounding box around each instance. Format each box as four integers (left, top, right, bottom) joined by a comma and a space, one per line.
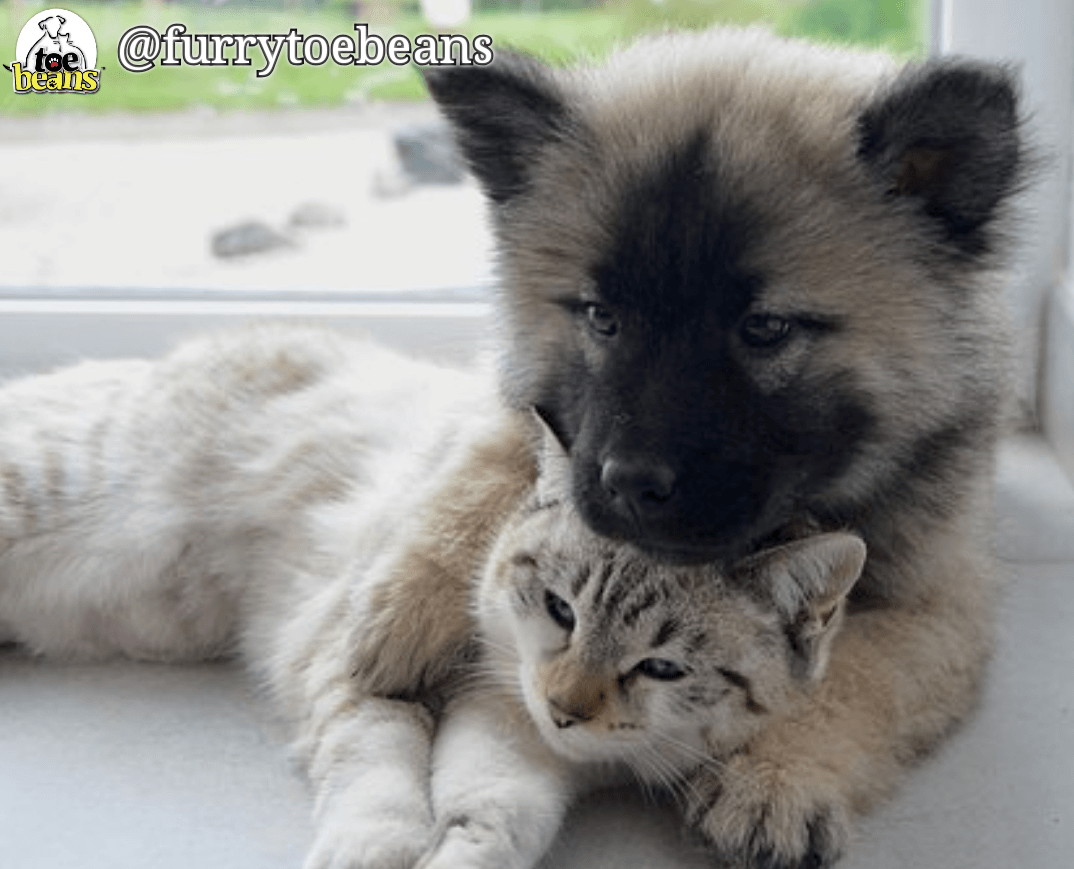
857, 59, 1025, 257
422, 52, 572, 204
733, 533, 866, 682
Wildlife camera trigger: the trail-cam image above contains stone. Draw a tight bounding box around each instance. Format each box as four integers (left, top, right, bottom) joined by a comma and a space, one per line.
392, 122, 466, 185
288, 201, 346, 230
210, 220, 294, 258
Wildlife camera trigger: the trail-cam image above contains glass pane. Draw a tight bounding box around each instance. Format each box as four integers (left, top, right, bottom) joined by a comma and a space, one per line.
0, 0, 926, 295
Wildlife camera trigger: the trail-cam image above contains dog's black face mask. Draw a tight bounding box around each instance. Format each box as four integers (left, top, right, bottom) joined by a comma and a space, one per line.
529, 281, 875, 565
526, 136, 792, 561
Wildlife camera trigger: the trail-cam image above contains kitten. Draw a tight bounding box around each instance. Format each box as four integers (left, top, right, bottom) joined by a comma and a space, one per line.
0, 326, 863, 869
437, 485, 866, 869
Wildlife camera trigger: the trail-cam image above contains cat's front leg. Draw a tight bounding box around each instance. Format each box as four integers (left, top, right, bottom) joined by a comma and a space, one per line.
415, 695, 574, 869
303, 695, 437, 869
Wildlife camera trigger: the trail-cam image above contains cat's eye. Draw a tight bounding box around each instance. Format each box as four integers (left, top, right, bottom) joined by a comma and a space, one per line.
585, 303, 619, 339
634, 658, 686, 681
544, 590, 576, 631
740, 313, 792, 349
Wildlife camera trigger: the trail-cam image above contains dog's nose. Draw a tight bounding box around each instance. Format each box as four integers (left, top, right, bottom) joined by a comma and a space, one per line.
600, 455, 676, 514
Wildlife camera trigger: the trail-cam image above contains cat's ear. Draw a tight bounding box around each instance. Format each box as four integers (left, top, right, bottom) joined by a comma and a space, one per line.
531, 407, 572, 505
734, 532, 866, 682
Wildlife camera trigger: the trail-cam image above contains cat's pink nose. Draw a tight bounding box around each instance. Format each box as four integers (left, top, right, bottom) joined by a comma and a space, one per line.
548, 696, 597, 729
554, 708, 579, 730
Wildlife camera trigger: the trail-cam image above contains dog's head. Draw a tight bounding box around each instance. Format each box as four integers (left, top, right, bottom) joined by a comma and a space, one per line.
426, 29, 1026, 562
39, 15, 65, 38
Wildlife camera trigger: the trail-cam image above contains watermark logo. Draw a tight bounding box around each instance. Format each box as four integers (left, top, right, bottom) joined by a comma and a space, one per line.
7, 8, 101, 94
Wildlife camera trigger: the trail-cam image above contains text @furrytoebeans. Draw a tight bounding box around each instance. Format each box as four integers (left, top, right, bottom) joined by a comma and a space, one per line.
117, 23, 494, 77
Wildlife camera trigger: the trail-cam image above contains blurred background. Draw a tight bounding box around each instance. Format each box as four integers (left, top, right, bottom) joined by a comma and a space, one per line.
0, 0, 926, 297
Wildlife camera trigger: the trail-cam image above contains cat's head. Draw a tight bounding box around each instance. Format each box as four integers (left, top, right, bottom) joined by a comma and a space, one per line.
477, 442, 865, 771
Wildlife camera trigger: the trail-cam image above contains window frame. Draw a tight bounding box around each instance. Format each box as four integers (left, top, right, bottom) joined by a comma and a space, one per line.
934, 0, 1074, 480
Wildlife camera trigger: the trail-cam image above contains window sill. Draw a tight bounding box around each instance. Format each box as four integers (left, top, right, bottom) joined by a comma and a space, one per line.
0, 288, 493, 375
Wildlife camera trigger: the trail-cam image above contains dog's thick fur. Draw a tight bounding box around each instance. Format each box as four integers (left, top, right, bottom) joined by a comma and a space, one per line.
354, 28, 1027, 869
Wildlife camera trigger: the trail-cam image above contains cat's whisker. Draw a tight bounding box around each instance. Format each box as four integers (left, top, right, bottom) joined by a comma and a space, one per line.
624, 751, 665, 805
649, 730, 727, 777
636, 748, 697, 808
625, 742, 676, 788
634, 733, 728, 810
625, 743, 690, 807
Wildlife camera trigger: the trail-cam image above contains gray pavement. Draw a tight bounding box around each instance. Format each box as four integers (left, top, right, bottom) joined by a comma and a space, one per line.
0, 105, 494, 294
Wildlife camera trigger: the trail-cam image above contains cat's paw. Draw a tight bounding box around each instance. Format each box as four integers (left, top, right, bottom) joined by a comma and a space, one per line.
303, 818, 434, 869
412, 816, 504, 869
685, 751, 850, 869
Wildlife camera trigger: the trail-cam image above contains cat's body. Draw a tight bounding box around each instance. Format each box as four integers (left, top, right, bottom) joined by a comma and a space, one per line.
0, 328, 491, 664
0, 326, 864, 869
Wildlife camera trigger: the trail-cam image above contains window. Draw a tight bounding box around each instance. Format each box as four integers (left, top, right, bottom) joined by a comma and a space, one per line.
2, 0, 1070, 492
0, 0, 929, 370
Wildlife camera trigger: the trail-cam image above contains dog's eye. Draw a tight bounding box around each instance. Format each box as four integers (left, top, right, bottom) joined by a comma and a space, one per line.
634, 658, 687, 681
544, 589, 576, 631
585, 303, 619, 338
740, 314, 792, 349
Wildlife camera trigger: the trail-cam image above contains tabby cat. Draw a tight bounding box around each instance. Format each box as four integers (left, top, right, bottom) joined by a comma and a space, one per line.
0, 327, 865, 869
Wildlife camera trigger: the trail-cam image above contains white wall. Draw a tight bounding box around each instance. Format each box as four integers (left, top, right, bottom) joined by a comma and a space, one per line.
1050, 57, 1074, 481
942, 0, 1074, 443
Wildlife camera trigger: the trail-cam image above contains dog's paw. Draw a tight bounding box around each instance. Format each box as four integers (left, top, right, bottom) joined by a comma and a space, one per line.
350, 610, 469, 700
350, 612, 427, 696
685, 751, 850, 869
349, 557, 474, 698
303, 817, 433, 869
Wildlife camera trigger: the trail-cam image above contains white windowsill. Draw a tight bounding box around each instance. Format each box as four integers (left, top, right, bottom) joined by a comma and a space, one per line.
0, 289, 494, 376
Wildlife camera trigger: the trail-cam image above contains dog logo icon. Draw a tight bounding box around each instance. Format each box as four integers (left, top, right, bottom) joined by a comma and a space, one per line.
26, 13, 88, 73
9, 8, 100, 94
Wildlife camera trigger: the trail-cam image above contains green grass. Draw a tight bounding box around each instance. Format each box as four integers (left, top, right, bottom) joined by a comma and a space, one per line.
0, 0, 925, 114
